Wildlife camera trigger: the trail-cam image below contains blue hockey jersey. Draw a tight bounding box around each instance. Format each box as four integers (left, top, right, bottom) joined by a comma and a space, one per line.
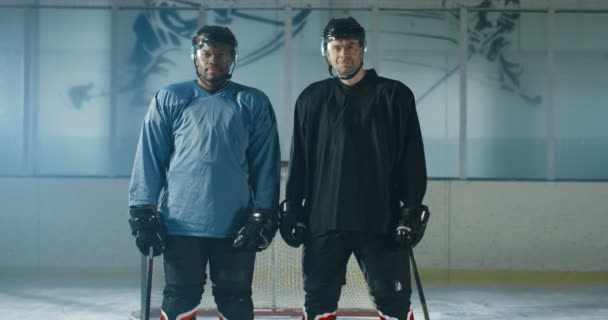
129, 80, 280, 238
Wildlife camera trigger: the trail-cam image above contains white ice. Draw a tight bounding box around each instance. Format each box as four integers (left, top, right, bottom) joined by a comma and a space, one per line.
2, 276, 607, 320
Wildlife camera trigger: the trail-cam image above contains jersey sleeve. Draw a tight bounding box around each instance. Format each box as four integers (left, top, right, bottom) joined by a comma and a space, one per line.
394, 83, 427, 207
285, 96, 307, 203
128, 91, 175, 208
247, 93, 281, 211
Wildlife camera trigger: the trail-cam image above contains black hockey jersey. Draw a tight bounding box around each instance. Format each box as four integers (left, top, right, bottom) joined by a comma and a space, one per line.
285, 69, 427, 234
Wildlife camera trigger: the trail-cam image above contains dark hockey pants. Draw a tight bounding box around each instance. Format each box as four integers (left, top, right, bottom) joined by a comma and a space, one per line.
161, 236, 255, 320
302, 231, 412, 320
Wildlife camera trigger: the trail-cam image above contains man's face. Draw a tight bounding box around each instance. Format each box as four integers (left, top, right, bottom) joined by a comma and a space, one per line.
326, 39, 364, 77
194, 44, 233, 89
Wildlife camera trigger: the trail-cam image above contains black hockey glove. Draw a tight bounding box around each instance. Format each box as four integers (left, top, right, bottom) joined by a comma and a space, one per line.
394, 204, 430, 248
233, 209, 279, 252
279, 200, 307, 248
128, 207, 165, 256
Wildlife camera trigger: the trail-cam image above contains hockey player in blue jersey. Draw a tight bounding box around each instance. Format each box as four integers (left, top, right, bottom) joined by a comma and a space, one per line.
127, 25, 281, 320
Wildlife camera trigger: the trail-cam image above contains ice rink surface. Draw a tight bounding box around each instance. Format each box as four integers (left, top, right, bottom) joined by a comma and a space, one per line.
2, 275, 608, 320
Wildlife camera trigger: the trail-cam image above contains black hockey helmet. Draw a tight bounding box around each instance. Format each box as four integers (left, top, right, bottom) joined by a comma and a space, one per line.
191, 25, 238, 80
320, 16, 366, 56
191, 25, 238, 61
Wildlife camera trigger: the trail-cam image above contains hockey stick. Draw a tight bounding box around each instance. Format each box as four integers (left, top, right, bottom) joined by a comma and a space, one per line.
142, 246, 154, 320
409, 245, 430, 320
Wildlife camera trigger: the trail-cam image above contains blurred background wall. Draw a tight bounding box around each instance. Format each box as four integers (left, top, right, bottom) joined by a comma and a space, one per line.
0, 0, 607, 283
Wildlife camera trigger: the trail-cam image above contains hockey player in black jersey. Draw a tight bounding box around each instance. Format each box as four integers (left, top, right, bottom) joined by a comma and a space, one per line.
280, 17, 430, 320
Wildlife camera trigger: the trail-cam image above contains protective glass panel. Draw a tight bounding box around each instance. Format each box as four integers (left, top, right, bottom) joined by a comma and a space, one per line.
555, 12, 608, 180
0, 8, 26, 175
36, 8, 112, 175
379, 10, 460, 178
466, 11, 548, 179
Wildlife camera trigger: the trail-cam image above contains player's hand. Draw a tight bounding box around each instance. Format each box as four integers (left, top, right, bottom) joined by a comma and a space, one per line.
394, 204, 430, 248
233, 209, 279, 252
128, 207, 165, 256
279, 200, 306, 248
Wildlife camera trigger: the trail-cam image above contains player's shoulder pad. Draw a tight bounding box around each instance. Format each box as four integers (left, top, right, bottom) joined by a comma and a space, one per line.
294, 76, 332, 96
376, 75, 414, 94
295, 79, 330, 104
296, 78, 335, 110
231, 82, 272, 107
373, 76, 415, 104
155, 80, 198, 110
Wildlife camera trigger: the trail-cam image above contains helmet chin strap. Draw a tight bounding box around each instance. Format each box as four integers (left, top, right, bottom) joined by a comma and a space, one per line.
326, 50, 364, 81
328, 61, 363, 81
192, 60, 234, 89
